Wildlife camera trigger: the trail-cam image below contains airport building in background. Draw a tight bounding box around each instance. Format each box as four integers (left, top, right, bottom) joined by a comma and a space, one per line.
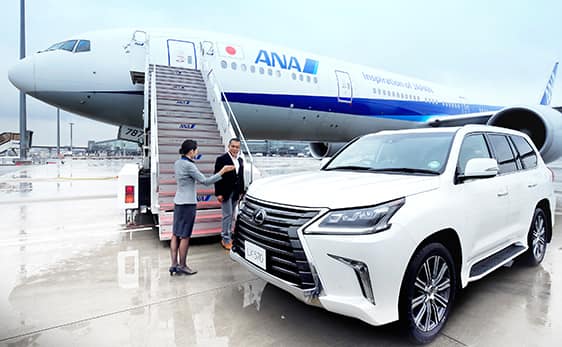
246, 140, 310, 156
88, 139, 141, 156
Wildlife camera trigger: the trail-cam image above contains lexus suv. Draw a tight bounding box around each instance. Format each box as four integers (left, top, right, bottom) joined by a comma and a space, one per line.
231, 125, 555, 344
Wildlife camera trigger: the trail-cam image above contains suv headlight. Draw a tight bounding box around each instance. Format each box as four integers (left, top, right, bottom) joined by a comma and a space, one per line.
305, 198, 405, 235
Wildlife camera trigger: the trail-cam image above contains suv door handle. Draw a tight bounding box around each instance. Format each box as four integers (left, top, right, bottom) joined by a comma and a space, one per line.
497, 192, 509, 197
527, 183, 537, 188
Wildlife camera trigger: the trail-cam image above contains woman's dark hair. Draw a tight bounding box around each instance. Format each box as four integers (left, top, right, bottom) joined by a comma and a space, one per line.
179, 139, 197, 155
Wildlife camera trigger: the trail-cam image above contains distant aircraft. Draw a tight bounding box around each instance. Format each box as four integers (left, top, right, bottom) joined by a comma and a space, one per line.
8, 28, 562, 161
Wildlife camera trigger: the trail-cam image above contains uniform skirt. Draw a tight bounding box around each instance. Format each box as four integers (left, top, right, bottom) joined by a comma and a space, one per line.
173, 204, 197, 238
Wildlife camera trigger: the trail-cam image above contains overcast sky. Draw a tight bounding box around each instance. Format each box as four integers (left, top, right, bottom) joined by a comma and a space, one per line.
1, 0, 561, 146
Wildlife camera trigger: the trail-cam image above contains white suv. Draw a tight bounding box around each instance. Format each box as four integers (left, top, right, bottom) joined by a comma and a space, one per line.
231, 125, 555, 344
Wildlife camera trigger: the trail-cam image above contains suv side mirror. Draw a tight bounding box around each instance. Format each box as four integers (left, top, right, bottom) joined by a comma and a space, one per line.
459, 158, 499, 181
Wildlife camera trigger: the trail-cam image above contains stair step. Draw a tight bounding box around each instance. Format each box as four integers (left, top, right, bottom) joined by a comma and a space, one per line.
156, 93, 208, 101
160, 201, 221, 211
158, 160, 216, 172
155, 66, 203, 76
155, 76, 205, 86
158, 122, 220, 132
156, 73, 205, 86
158, 168, 216, 178
153, 90, 208, 100
158, 110, 217, 123
158, 187, 215, 196
158, 148, 224, 158
154, 82, 207, 91
157, 144, 224, 153
159, 208, 222, 223
154, 65, 202, 75
157, 98, 211, 107
158, 116, 217, 125
157, 130, 221, 140
157, 137, 223, 147
159, 194, 217, 206
157, 105, 213, 113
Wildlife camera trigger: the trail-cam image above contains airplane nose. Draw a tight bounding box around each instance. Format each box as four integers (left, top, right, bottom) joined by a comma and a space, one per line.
8, 56, 35, 93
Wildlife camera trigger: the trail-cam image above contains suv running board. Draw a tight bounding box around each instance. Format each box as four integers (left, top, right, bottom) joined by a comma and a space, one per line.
469, 244, 526, 278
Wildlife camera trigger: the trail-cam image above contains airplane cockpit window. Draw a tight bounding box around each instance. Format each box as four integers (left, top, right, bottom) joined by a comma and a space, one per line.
59, 40, 78, 52
75, 40, 91, 52
41, 39, 90, 53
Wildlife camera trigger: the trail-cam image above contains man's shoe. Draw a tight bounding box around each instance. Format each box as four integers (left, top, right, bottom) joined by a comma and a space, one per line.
221, 240, 232, 250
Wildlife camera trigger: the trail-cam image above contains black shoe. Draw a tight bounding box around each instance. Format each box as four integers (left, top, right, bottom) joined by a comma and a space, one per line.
169, 266, 178, 276
176, 265, 198, 275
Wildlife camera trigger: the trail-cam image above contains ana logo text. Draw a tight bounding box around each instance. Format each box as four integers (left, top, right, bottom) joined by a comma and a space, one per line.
255, 50, 319, 75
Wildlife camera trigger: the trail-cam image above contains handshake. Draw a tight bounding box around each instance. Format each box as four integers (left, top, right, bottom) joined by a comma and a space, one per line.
218, 165, 236, 175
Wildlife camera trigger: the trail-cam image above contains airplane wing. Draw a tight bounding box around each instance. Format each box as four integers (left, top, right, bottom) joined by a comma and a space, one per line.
429, 62, 560, 128
426, 112, 493, 127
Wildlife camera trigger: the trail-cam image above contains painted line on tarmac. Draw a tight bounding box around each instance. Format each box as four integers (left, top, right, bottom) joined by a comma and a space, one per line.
0, 194, 117, 205
0, 226, 152, 247
0, 277, 258, 343
440, 333, 468, 346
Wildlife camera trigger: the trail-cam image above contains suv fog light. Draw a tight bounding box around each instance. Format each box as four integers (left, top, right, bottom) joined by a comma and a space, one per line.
328, 254, 375, 305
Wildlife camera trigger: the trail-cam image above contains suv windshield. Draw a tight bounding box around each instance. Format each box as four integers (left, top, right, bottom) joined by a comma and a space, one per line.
324, 132, 455, 175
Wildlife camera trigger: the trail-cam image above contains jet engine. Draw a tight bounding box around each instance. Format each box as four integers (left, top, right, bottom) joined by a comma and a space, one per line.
309, 142, 347, 159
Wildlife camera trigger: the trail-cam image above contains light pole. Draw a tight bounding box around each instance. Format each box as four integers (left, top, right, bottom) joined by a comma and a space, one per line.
19, 0, 27, 160
69, 122, 75, 155
57, 108, 60, 156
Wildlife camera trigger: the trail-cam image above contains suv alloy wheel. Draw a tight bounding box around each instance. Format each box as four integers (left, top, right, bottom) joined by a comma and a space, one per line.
400, 243, 457, 344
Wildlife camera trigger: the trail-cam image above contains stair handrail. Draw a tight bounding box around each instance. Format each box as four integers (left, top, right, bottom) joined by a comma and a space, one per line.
149, 65, 160, 213
201, 62, 255, 184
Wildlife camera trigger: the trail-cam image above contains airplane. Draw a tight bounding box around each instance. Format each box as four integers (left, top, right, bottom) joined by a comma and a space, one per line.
8, 28, 562, 161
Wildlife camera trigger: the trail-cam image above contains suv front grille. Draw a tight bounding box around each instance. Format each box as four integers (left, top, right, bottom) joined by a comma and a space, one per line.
232, 196, 320, 289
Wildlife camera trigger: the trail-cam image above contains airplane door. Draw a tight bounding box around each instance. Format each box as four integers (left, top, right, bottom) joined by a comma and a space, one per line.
335, 70, 352, 103
167, 39, 197, 69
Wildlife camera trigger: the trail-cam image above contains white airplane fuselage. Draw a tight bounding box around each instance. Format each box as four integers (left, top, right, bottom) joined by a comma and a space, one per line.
8, 28, 505, 143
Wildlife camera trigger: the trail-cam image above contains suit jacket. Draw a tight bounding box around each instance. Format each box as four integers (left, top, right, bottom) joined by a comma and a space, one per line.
214, 152, 244, 201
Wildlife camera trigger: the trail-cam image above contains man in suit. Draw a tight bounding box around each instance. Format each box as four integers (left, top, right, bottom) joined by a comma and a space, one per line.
214, 138, 244, 250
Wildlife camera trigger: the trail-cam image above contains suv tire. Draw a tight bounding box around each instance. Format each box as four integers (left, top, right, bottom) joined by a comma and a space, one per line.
400, 243, 457, 344
524, 207, 548, 266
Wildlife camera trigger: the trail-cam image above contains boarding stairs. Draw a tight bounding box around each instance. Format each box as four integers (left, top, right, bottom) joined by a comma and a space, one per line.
146, 64, 229, 240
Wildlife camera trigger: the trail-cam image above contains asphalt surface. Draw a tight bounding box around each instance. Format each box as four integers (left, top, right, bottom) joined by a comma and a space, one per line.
0, 158, 561, 346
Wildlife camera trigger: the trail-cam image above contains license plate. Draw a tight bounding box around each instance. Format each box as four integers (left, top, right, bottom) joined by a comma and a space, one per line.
245, 240, 266, 270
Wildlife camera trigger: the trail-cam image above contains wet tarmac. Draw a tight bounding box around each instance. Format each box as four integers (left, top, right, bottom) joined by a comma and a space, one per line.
0, 158, 561, 346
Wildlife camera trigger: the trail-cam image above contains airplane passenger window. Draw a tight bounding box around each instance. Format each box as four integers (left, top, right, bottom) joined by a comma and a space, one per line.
231, 62, 237, 70
75, 40, 91, 53
60, 40, 78, 52
299, 74, 303, 81
313, 77, 318, 83
250, 65, 256, 73
306, 75, 311, 82
276, 70, 281, 77
268, 68, 273, 76
221, 60, 227, 69
259, 67, 265, 74
241, 64, 247, 72
292, 73, 296, 80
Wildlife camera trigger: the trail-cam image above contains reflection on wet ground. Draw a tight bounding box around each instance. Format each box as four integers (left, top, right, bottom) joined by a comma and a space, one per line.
0, 158, 561, 346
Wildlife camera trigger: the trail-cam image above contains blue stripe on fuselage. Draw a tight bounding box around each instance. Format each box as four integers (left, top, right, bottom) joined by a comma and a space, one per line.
223, 92, 501, 122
